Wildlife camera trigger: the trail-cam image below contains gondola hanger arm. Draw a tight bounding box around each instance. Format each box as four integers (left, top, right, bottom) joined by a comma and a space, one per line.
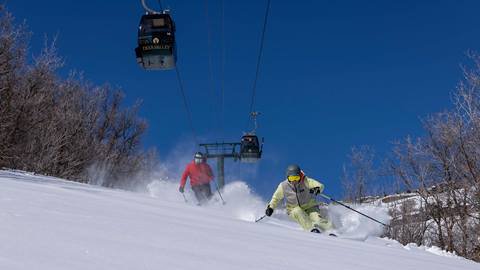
141, 0, 160, 14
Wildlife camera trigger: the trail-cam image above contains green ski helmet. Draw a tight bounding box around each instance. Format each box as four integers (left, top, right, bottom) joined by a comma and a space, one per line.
286, 164, 302, 182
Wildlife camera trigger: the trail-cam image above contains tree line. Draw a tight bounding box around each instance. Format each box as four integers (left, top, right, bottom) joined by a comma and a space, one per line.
341, 54, 480, 261
0, 7, 156, 188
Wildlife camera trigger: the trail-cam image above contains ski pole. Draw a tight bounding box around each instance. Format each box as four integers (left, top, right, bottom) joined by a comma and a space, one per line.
255, 214, 267, 223
213, 179, 226, 205
182, 193, 188, 203
320, 194, 390, 228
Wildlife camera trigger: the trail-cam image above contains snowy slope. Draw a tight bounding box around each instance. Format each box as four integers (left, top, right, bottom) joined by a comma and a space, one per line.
0, 170, 477, 270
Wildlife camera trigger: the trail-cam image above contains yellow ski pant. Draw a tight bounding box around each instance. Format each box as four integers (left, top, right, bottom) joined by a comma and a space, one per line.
289, 206, 333, 232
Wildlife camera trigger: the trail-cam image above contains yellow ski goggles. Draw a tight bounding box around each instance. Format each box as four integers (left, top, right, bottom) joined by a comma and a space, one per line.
287, 175, 301, 182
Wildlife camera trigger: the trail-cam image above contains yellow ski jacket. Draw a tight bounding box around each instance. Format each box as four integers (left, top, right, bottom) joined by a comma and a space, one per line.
268, 176, 324, 213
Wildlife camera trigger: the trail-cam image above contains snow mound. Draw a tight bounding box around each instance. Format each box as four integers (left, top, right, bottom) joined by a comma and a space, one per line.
404, 243, 465, 259
328, 203, 390, 240
210, 181, 266, 222
146, 179, 266, 221
146, 178, 184, 202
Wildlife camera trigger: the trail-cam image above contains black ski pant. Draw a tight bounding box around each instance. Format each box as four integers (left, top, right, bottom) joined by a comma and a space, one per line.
191, 183, 212, 204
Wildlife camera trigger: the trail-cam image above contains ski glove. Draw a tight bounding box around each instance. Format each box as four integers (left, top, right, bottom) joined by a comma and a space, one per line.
179, 186, 184, 193
310, 187, 321, 195
265, 205, 274, 216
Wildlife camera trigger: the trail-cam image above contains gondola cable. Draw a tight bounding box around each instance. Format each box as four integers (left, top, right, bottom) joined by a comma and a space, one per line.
156, 0, 163, 11
136, 0, 268, 158
204, 0, 223, 136
137, 1, 197, 146
175, 66, 200, 146
246, 0, 271, 131
237, 0, 271, 162
219, 0, 226, 141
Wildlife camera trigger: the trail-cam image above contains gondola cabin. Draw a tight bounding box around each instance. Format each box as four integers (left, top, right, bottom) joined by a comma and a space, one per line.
240, 134, 263, 163
135, 12, 176, 70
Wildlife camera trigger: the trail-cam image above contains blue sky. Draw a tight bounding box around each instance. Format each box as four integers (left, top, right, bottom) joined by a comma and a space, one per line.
10, 1, 480, 199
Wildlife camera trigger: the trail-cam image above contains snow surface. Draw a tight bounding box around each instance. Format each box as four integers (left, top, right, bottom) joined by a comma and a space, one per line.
0, 170, 478, 270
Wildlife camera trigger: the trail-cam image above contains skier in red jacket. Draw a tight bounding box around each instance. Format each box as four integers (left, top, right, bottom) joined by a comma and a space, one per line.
179, 152, 214, 204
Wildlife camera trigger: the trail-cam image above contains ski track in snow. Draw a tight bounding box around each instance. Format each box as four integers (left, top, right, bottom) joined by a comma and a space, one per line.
0, 170, 478, 270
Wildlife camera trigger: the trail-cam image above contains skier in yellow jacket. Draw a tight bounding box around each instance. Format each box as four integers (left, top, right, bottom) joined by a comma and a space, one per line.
265, 164, 333, 233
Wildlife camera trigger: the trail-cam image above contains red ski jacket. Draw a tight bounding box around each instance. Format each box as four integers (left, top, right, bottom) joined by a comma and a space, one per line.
179, 161, 214, 188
